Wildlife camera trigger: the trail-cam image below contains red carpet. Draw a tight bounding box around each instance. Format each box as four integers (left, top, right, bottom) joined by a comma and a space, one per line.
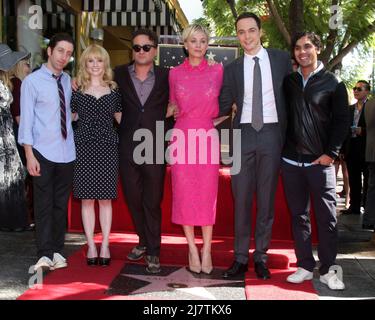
244, 243, 318, 300
68, 167, 318, 242
18, 233, 318, 300
245, 269, 318, 300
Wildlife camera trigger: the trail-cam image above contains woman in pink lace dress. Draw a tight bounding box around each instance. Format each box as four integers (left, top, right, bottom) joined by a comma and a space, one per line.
167, 24, 223, 274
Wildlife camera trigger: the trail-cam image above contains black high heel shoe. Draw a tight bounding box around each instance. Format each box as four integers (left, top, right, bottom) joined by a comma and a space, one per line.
98, 257, 111, 266
99, 245, 111, 266
87, 257, 98, 266
86, 245, 98, 266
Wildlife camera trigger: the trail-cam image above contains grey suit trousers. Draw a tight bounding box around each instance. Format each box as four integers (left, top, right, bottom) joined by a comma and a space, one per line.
232, 123, 282, 264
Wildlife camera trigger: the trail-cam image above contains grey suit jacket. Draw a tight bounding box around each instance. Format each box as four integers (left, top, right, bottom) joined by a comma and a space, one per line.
219, 48, 292, 141
365, 98, 375, 162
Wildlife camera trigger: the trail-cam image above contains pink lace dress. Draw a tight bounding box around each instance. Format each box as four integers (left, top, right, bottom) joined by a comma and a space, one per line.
169, 59, 223, 226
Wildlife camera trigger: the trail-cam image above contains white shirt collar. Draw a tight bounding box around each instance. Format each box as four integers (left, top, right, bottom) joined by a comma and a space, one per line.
297, 61, 324, 79
244, 46, 266, 61
297, 61, 324, 87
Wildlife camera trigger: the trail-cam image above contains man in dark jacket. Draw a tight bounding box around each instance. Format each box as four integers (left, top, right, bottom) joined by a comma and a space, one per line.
341, 80, 370, 215
281, 32, 349, 290
363, 97, 375, 230
219, 12, 292, 280
114, 29, 171, 274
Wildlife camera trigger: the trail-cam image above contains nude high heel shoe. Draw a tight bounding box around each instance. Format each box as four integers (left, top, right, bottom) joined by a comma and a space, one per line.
201, 249, 213, 275
187, 250, 201, 274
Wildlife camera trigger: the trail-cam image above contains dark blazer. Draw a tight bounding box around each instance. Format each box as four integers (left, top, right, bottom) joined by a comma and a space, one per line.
365, 98, 375, 162
219, 48, 292, 141
343, 103, 367, 161
114, 63, 171, 157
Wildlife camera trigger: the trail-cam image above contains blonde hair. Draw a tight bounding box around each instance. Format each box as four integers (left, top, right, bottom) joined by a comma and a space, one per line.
76, 44, 117, 92
9, 59, 30, 81
182, 24, 210, 43
0, 70, 12, 91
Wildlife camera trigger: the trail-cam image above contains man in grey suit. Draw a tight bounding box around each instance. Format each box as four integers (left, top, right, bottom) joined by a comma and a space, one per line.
219, 12, 292, 279
363, 97, 375, 231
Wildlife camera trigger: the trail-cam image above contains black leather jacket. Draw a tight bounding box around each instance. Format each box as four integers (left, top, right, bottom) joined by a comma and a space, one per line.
282, 69, 349, 163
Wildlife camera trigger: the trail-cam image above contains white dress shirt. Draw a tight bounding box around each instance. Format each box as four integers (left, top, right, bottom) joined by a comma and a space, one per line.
241, 46, 278, 124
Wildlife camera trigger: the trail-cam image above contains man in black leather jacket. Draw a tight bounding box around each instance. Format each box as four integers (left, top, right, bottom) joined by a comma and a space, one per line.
281, 32, 349, 290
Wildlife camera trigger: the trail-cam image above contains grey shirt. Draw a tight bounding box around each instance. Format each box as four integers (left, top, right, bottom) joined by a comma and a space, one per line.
128, 64, 155, 106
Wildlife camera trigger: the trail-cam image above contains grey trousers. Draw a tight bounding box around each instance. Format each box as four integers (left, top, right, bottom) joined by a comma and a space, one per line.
281, 160, 338, 275
231, 123, 282, 265
363, 162, 375, 225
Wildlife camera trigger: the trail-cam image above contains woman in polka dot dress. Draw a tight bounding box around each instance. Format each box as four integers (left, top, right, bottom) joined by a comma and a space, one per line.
71, 45, 122, 266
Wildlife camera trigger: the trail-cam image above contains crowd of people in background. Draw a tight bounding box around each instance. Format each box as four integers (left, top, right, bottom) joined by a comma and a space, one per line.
1, 11, 374, 292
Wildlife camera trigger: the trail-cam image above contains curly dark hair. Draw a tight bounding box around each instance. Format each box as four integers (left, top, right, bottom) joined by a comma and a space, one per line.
291, 31, 322, 53
131, 29, 159, 47
47, 33, 74, 51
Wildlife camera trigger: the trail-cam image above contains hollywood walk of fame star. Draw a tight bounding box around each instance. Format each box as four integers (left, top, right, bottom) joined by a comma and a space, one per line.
109, 264, 243, 300
206, 51, 216, 61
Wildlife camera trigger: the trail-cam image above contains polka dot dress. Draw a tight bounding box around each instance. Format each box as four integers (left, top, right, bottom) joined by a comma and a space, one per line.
71, 88, 122, 199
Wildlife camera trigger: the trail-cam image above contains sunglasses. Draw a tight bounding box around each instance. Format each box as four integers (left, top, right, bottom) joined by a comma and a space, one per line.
132, 44, 156, 52
353, 87, 365, 92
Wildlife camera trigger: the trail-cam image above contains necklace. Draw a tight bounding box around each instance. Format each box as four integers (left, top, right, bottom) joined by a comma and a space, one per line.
85, 84, 111, 98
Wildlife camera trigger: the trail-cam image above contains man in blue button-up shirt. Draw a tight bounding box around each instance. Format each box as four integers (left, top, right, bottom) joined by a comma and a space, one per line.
19, 33, 76, 272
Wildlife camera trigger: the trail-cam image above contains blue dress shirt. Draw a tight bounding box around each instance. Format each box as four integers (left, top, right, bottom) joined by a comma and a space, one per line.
18, 64, 76, 163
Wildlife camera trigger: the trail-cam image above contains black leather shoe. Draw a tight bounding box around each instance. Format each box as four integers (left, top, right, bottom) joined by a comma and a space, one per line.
362, 224, 375, 231
340, 208, 360, 215
254, 262, 271, 279
87, 257, 98, 266
99, 257, 111, 266
222, 261, 248, 279
25, 223, 35, 231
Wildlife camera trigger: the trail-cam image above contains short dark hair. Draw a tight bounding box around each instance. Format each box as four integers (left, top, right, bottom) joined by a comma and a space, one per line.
235, 12, 261, 31
291, 31, 322, 52
48, 33, 74, 51
357, 80, 371, 91
132, 29, 159, 47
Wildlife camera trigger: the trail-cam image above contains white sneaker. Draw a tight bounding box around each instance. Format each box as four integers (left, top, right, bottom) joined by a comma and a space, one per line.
287, 267, 313, 283
33, 256, 54, 272
53, 253, 68, 269
320, 265, 345, 290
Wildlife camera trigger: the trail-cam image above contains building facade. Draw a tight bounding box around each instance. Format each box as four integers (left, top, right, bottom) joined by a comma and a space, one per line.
0, 0, 188, 70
